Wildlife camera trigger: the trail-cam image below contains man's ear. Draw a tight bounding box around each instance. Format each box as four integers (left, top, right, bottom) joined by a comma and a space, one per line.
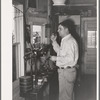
65, 28, 68, 32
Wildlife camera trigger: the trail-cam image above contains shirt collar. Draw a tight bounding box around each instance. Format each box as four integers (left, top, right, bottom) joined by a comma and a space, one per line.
62, 34, 71, 42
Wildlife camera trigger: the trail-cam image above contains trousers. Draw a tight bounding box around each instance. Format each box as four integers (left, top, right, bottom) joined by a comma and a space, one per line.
58, 68, 76, 100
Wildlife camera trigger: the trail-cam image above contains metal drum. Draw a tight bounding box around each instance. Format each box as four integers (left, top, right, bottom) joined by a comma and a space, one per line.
19, 76, 33, 93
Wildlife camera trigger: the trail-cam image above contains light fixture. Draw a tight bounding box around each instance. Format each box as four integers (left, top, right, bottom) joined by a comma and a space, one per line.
52, 0, 66, 6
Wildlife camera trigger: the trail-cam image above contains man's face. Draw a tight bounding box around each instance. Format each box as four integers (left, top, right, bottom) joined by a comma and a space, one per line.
57, 24, 68, 38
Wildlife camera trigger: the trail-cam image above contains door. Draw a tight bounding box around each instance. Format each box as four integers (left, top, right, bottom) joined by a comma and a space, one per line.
82, 18, 97, 74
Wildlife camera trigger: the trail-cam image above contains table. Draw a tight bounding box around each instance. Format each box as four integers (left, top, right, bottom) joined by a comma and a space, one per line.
20, 69, 58, 100
20, 81, 49, 100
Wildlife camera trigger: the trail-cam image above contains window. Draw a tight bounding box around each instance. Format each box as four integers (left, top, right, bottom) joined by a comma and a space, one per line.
32, 25, 42, 44
87, 31, 97, 48
12, 5, 24, 81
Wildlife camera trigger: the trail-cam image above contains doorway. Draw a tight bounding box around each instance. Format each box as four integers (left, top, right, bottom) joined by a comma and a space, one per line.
81, 17, 97, 74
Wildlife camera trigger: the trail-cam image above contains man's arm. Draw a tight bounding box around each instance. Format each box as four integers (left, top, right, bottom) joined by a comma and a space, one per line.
51, 34, 60, 53
52, 41, 60, 53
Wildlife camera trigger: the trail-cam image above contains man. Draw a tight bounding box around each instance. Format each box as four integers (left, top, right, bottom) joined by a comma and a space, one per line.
50, 19, 79, 100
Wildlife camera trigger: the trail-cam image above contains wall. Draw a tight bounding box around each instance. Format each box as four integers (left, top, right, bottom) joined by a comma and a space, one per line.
70, 0, 96, 5
13, 80, 25, 100
26, 16, 47, 25
59, 15, 80, 25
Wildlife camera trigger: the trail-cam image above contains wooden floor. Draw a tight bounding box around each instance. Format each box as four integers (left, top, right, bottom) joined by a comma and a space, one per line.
49, 74, 96, 100
16, 74, 96, 100
74, 75, 96, 100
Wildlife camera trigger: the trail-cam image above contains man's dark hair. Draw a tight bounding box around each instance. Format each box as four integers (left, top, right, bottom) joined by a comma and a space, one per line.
59, 19, 75, 34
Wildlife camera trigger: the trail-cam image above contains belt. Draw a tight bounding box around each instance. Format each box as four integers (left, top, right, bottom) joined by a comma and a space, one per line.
58, 66, 75, 69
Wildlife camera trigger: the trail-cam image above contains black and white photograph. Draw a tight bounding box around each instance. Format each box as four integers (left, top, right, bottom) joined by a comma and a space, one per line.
1, 0, 99, 100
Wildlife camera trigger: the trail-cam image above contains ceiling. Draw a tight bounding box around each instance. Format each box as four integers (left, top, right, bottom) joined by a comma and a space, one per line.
12, 0, 96, 17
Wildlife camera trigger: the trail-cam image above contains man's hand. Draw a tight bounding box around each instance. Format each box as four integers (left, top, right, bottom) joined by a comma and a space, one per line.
50, 56, 57, 62
51, 34, 57, 42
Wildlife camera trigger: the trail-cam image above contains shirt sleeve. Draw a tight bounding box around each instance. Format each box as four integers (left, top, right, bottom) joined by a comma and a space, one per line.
52, 41, 60, 54
56, 41, 78, 67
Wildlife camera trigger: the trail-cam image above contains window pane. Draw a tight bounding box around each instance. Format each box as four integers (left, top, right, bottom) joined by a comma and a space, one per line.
87, 31, 96, 48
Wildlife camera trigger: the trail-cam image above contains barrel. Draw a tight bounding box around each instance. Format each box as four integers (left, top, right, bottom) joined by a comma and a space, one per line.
19, 76, 33, 93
